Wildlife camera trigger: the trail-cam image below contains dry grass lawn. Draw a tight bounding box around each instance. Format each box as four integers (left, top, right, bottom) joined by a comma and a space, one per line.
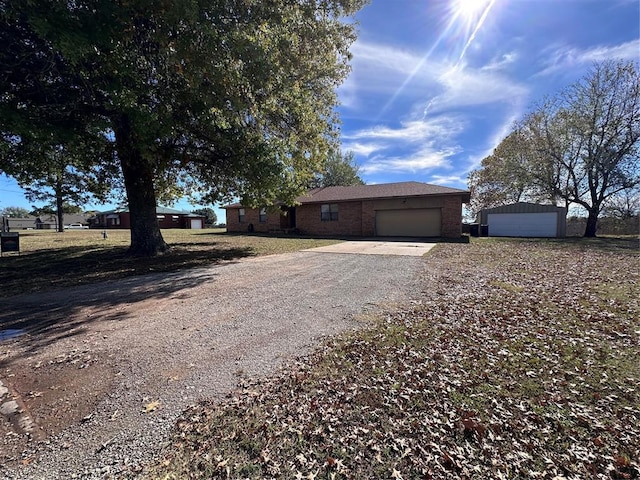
149, 237, 639, 480
0, 229, 340, 298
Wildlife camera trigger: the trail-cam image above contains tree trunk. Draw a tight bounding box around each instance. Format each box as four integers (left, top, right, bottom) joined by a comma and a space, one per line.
113, 115, 169, 256
584, 209, 599, 237
56, 176, 64, 233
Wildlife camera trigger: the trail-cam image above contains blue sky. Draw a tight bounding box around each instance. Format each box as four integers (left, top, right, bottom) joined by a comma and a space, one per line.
1, 0, 638, 222
341, 0, 639, 187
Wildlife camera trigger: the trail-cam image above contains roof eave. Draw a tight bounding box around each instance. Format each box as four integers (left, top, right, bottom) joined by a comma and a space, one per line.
299, 190, 472, 204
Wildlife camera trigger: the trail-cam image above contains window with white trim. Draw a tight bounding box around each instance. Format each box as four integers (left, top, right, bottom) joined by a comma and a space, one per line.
238, 208, 245, 222
259, 207, 267, 223
321, 203, 339, 221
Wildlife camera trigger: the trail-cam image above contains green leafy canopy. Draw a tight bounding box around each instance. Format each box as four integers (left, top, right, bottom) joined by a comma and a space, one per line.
1, 0, 368, 254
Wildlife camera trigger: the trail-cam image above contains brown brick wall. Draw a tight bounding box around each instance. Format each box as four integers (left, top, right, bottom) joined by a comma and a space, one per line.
296, 202, 363, 236
225, 207, 281, 233
157, 214, 184, 229
440, 196, 463, 237
226, 195, 465, 238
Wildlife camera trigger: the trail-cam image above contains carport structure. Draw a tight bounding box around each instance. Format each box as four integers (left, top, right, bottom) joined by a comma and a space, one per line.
224, 181, 471, 239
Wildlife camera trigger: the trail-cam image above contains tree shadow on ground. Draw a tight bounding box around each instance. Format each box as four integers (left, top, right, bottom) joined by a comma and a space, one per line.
0, 244, 254, 361
0, 243, 254, 298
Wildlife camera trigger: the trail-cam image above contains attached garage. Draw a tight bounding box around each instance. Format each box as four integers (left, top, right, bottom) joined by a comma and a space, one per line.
189, 218, 203, 229
375, 208, 441, 237
479, 203, 567, 238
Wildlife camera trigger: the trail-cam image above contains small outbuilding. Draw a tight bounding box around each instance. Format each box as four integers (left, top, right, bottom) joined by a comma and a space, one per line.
479, 203, 567, 238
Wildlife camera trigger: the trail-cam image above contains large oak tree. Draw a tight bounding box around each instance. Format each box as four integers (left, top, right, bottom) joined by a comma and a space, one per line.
0, 0, 366, 255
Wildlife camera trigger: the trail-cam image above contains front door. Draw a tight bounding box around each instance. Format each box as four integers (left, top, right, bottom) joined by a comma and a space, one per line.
280, 207, 296, 229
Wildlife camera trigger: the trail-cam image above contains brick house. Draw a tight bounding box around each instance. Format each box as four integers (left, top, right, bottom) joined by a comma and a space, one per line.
223, 182, 471, 238
92, 207, 206, 229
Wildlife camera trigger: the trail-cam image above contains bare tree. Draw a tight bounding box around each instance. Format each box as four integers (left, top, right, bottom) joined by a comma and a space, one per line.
521, 60, 640, 237
602, 188, 640, 219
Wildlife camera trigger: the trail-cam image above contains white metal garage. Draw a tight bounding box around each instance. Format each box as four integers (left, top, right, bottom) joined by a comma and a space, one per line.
375, 208, 441, 237
479, 203, 567, 238
488, 212, 557, 237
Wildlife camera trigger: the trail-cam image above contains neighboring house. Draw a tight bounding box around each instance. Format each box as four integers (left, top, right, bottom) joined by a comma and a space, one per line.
92, 207, 206, 229
39, 213, 90, 229
3, 214, 90, 230
223, 181, 471, 238
4, 217, 37, 230
478, 203, 567, 238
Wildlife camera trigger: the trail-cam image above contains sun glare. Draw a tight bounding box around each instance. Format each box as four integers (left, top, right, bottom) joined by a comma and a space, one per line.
453, 0, 493, 21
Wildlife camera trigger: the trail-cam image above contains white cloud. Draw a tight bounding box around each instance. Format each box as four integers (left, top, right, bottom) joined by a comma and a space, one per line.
581, 40, 640, 62
341, 40, 440, 102
338, 111, 470, 177
350, 42, 422, 77
429, 174, 468, 187
426, 63, 529, 113
481, 51, 519, 72
537, 39, 640, 76
339, 40, 530, 179
341, 38, 529, 120
342, 141, 387, 156
344, 117, 465, 143
341, 115, 467, 168
359, 146, 459, 175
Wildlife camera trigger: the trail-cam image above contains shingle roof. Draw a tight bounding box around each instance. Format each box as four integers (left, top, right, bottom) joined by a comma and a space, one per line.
222, 182, 470, 208
297, 182, 469, 203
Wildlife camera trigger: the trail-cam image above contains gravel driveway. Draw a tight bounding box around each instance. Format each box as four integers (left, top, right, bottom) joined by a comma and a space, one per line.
1, 249, 425, 479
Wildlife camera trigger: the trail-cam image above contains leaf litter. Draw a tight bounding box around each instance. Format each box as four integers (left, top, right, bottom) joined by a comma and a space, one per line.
148, 239, 639, 480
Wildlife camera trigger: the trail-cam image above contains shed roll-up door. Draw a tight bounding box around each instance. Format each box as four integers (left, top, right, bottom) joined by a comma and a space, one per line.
375, 209, 441, 237
487, 212, 557, 237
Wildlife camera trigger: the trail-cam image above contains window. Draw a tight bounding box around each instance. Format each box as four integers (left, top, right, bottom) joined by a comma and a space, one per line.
321, 203, 339, 221
238, 208, 245, 222
259, 207, 267, 223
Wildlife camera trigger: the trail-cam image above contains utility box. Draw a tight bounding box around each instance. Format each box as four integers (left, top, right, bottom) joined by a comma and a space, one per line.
0, 232, 20, 254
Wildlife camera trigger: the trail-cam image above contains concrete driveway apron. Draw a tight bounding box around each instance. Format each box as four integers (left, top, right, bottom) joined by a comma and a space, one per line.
303, 240, 437, 256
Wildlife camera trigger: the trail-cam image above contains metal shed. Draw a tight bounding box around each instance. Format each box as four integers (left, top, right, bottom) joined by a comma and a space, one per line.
479, 203, 567, 238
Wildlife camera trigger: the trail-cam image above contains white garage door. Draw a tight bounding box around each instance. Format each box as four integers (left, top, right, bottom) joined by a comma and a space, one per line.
488, 212, 557, 237
376, 209, 441, 237
190, 219, 203, 229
